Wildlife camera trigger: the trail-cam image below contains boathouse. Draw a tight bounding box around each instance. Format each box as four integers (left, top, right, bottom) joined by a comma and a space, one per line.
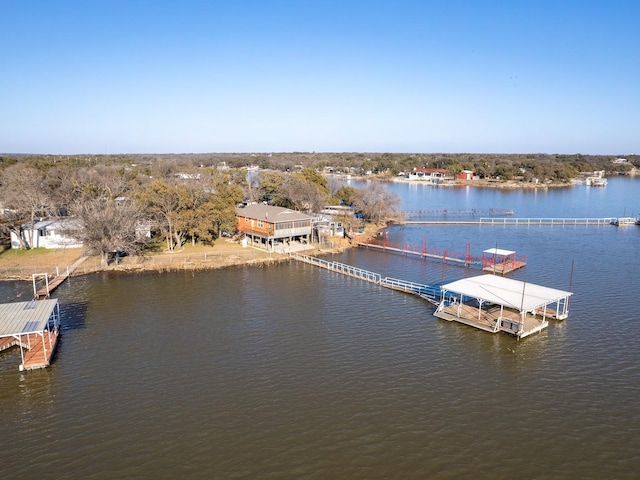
434, 274, 572, 339
0, 299, 61, 370
236, 204, 313, 251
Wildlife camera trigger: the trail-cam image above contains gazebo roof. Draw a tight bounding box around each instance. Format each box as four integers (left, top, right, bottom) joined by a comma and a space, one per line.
483, 248, 516, 256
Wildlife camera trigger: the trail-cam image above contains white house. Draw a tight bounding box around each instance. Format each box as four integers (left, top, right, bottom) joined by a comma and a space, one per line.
10, 218, 83, 249
406, 168, 451, 183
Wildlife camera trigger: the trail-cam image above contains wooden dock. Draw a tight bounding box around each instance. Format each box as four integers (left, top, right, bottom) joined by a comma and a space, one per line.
34, 255, 88, 299
435, 303, 547, 339
0, 299, 62, 371
0, 332, 59, 370
434, 275, 571, 339
482, 259, 527, 275
291, 254, 570, 340
20, 332, 60, 370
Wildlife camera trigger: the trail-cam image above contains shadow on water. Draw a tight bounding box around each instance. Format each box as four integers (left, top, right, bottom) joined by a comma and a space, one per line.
59, 301, 89, 331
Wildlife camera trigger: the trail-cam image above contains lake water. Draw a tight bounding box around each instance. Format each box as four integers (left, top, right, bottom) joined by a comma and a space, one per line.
1, 177, 639, 479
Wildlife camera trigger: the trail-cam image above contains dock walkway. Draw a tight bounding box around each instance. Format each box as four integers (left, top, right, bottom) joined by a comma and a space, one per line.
396, 217, 617, 226
34, 255, 89, 299
291, 253, 450, 305
357, 239, 527, 274
291, 254, 571, 340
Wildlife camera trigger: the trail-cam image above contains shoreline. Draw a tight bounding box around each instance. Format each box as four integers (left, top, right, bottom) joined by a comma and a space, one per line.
0, 228, 379, 284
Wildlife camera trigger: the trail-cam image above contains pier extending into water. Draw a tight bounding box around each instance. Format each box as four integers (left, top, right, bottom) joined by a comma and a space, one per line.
399, 217, 619, 226
291, 253, 570, 339
291, 252, 447, 305
33, 255, 88, 299
357, 239, 527, 274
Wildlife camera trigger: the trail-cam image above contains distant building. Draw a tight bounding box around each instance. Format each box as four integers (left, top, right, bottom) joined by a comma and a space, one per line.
236, 204, 313, 251
407, 168, 451, 183
456, 170, 476, 181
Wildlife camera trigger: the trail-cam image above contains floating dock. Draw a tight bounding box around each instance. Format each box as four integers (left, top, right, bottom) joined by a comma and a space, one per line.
357, 239, 527, 274
0, 299, 61, 370
434, 275, 572, 339
292, 254, 571, 339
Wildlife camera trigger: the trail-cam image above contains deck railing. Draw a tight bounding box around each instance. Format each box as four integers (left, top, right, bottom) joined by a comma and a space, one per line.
291, 253, 448, 305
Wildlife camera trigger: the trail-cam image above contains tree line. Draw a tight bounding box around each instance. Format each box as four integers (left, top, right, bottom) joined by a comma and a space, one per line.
0, 157, 400, 264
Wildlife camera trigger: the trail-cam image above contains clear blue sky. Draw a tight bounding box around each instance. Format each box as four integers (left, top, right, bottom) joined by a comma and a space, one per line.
1, 0, 638, 155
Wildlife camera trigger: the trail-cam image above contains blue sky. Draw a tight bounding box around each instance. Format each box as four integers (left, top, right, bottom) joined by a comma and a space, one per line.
1, 0, 638, 154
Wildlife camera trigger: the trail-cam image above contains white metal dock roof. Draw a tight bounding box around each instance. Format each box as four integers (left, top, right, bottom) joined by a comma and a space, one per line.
483, 248, 516, 256
441, 274, 572, 312
0, 299, 59, 337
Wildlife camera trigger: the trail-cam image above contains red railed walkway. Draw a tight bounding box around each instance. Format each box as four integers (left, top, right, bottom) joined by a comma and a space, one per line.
357, 239, 527, 274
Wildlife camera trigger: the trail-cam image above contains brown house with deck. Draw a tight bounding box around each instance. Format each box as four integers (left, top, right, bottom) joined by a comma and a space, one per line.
236, 204, 313, 250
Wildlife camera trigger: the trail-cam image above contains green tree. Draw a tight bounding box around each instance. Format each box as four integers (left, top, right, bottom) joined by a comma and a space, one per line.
257, 171, 286, 204
294, 168, 328, 194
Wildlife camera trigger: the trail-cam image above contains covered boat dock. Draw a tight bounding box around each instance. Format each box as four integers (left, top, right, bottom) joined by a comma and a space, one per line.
434, 274, 572, 339
0, 299, 61, 370
482, 248, 527, 274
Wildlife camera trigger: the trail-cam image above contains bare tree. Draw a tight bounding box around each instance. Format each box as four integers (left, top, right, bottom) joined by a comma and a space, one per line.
352, 182, 401, 225
0, 163, 54, 248
69, 197, 146, 266
280, 176, 327, 213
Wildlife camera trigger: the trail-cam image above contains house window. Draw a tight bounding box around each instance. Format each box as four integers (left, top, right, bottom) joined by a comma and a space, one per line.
257, 220, 263, 228
39, 229, 46, 237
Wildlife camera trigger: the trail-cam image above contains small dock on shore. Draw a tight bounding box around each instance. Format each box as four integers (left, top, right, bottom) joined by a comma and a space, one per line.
0, 299, 61, 370
33, 255, 88, 299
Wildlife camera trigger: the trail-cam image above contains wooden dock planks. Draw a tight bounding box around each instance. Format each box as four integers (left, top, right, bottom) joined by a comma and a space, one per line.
21, 332, 59, 370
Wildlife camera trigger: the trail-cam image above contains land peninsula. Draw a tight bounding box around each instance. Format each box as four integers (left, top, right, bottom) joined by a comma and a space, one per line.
0, 152, 637, 284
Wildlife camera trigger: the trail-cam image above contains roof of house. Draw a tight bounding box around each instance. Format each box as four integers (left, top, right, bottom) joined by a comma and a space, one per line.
0, 299, 59, 338
440, 274, 572, 312
236, 204, 313, 223
28, 217, 81, 230
412, 168, 449, 174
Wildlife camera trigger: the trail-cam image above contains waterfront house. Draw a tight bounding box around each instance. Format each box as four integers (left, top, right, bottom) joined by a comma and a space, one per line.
406, 168, 451, 184
10, 218, 82, 249
236, 204, 313, 251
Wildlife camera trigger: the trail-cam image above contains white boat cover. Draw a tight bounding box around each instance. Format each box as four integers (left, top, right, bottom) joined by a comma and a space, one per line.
441, 274, 571, 312
483, 248, 516, 256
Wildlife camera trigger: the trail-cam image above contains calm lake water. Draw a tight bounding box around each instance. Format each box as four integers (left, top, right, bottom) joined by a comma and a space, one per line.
1, 177, 639, 479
